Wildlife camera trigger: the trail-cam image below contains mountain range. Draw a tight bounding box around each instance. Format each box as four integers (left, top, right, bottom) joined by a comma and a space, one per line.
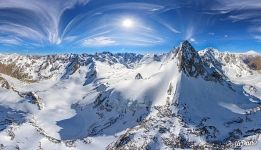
0, 41, 261, 149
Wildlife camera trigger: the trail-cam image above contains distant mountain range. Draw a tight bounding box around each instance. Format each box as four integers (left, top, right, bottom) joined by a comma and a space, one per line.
0, 41, 260, 149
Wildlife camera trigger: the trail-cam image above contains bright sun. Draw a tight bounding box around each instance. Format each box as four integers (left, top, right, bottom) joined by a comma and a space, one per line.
122, 19, 134, 28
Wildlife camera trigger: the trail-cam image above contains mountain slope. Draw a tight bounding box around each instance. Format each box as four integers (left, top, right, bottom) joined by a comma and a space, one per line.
107, 42, 261, 150
0, 42, 260, 149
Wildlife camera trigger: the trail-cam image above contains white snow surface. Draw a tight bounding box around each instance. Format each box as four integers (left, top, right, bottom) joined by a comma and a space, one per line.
0, 44, 260, 149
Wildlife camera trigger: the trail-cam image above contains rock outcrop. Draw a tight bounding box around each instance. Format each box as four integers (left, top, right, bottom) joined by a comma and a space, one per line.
174, 41, 223, 81
0, 76, 10, 89
135, 73, 143, 80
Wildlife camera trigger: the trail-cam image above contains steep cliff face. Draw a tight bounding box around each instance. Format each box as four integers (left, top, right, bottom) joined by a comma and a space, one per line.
173, 41, 223, 81
174, 40, 205, 77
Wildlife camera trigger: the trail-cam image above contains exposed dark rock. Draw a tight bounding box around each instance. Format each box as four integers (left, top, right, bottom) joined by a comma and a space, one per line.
225, 129, 243, 142
174, 40, 205, 77
225, 117, 244, 127
84, 59, 97, 85
113, 133, 134, 149
135, 73, 143, 80
23, 92, 43, 110
0, 63, 32, 82
243, 55, 261, 70
167, 83, 173, 95
61, 55, 81, 79
158, 127, 168, 133
0, 76, 10, 89
174, 41, 223, 81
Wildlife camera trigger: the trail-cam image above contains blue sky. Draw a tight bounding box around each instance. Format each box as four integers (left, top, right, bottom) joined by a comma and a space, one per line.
0, 0, 260, 54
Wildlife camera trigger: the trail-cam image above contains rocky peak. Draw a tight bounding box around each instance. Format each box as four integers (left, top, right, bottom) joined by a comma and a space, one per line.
61, 55, 81, 79
178, 40, 196, 53
200, 48, 219, 55
174, 40, 205, 77
173, 41, 223, 81
199, 48, 225, 78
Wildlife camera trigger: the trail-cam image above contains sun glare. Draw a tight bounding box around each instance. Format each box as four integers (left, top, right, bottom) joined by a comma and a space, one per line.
122, 18, 134, 28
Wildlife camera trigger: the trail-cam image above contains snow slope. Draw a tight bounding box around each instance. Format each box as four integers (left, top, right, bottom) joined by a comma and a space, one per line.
0, 41, 260, 149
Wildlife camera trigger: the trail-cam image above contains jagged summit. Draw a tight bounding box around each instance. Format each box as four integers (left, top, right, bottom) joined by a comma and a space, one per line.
173, 41, 223, 81
178, 40, 195, 52
200, 47, 220, 55
173, 40, 205, 77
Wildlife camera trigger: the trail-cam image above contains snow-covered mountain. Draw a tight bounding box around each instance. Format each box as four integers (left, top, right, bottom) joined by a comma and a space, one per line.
0, 41, 261, 150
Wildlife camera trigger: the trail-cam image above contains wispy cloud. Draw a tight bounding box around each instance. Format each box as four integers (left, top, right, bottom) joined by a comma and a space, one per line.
70, 10, 168, 47
0, 23, 45, 42
189, 38, 196, 43
185, 25, 194, 40
0, 0, 90, 45
206, 0, 261, 42
0, 0, 260, 51
0, 1, 179, 49
82, 36, 116, 47
250, 27, 261, 33
250, 27, 261, 42
0, 37, 21, 45
208, 32, 215, 36
100, 2, 167, 13
212, 0, 261, 10
253, 35, 261, 42
156, 18, 180, 34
